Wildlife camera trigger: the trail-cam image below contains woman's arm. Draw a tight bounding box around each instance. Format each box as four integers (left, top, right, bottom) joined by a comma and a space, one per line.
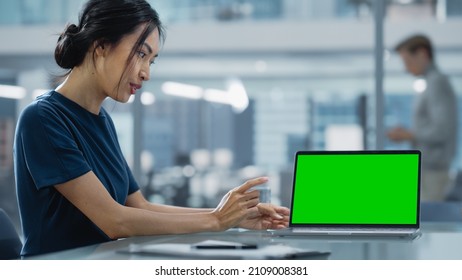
125, 191, 212, 213
55, 171, 264, 239
126, 183, 290, 230
125, 182, 290, 230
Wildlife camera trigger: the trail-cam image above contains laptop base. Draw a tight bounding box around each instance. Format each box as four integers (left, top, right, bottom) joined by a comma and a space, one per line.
271, 228, 421, 240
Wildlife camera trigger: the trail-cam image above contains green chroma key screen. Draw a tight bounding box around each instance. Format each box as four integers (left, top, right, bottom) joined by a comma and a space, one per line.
291, 152, 420, 225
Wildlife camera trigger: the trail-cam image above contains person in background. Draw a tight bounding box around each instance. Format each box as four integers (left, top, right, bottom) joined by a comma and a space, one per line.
13, 0, 289, 257
387, 34, 458, 202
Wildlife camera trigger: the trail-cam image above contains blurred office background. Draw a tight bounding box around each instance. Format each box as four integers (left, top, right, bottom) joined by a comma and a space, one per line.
1, 0, 462, 232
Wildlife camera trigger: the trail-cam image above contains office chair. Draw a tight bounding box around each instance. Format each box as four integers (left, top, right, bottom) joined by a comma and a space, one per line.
0, 208, 22, 259
420, 202, 462, 222
445, 170, 462, 201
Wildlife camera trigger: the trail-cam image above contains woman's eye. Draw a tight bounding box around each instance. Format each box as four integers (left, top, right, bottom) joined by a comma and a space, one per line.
138, 51, 146, 58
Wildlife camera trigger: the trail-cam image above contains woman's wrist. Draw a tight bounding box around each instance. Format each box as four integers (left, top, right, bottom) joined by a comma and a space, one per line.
208, 210, 224, 232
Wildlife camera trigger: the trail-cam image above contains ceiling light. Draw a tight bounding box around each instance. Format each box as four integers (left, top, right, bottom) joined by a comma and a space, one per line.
162, 82, 203, 99
141, 91, 156, 106
227, 78, 249, 113
0, 85, 26, 99
413, 78, 427, 94
395, 0, 414, 4
203, 89, 229, 104
255, 60, 268, 73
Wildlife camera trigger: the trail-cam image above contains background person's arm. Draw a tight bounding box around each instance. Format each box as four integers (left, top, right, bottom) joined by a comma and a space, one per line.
413, 74, 457, 145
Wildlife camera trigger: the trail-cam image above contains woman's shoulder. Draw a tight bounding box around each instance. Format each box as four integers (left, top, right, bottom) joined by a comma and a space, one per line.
19, 91, 62, 122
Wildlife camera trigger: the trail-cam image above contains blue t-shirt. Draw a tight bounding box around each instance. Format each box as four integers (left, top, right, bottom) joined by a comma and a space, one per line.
14, 91, 139, 256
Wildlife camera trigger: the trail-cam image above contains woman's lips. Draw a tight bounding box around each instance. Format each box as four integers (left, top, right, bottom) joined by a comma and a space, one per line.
130, 83, 141, 94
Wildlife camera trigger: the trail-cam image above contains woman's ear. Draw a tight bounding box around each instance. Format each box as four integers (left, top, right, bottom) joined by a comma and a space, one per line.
93, 40, 108, 57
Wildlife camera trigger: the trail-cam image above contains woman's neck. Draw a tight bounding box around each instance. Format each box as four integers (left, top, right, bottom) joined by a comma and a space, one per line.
55, 66, 106, 115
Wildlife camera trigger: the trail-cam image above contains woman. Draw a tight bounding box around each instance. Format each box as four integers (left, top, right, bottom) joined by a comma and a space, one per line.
14, 0, 289, 257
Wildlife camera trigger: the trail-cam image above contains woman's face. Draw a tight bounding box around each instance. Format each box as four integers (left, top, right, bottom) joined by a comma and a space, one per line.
96, 24, 159, 103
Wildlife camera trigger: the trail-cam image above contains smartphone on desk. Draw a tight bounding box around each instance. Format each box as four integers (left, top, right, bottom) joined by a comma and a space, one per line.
191, 240, 258, 250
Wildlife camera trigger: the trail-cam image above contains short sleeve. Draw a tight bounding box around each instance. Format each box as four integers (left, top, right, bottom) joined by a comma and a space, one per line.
17, 101, 91, 189
125, 159, 140, 195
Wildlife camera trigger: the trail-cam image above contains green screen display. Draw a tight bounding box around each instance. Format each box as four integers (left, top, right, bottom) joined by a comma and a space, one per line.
291, 152, 420, 225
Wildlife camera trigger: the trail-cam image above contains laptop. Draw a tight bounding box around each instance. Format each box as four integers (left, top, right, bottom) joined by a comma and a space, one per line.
275, 150, 421, 238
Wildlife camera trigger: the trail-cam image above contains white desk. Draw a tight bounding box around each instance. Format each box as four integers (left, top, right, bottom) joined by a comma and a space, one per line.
24, 222, 462, 260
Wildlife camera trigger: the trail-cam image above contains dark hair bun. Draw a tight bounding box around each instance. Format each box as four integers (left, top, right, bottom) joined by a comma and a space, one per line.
65, 24, 79, 35
54, 23, 89, 69
53, 0, 164, 71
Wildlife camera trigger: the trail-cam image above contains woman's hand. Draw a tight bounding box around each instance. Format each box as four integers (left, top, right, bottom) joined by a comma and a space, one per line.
211, 177, 268, 231
387, 126, 414, 142
238, 203, 290, 230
